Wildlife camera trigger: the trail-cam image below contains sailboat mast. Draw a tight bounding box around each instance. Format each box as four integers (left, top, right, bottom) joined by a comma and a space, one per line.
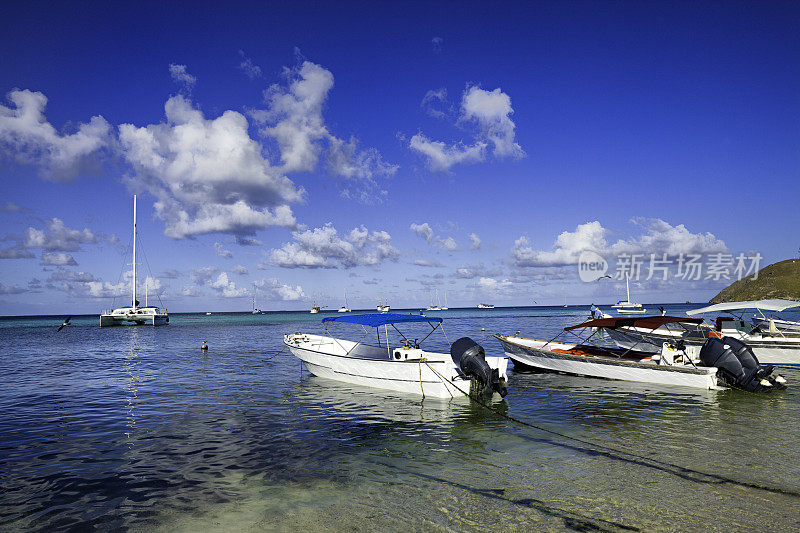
132, 195, 137, 308
625, 272, 630, 303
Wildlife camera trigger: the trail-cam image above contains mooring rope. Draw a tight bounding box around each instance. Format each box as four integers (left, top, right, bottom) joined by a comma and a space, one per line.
425, 362, 800, 499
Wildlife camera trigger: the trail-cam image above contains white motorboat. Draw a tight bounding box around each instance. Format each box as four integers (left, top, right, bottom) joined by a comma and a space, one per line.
377, 302, 390, 313
285, 313, 509, 399
337, 289, 351, 313
750, 303, 800, 333
477, 303, 495, 309
495, 316, 786, 392
310, 303, 321, 314
611, 273, 646, 314
100, 196, 168, 327
751, 316, 800, 333
604, 300, 800, 366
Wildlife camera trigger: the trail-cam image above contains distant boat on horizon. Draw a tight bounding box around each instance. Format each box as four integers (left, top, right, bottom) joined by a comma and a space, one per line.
477, 303, 495, 309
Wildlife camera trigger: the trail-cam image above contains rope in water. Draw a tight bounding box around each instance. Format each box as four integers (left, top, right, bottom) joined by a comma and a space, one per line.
424, 361, 800, 499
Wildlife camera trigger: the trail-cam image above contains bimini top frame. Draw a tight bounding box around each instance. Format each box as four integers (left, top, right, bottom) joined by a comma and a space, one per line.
686, 299, 800, 317
320, 313, 447, 354
321, 312, 442, 328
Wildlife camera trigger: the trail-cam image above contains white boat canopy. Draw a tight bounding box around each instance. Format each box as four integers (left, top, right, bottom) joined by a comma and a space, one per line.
686, 299, 800, 316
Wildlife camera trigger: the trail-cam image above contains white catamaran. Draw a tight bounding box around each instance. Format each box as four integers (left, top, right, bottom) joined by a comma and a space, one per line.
100, 196, 168, 327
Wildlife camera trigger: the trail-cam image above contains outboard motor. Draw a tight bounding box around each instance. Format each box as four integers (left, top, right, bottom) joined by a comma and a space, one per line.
451, 337, 507, 399
699, 336, 786, 392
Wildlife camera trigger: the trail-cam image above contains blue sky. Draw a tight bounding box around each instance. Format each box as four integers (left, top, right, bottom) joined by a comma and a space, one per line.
1, 1, 798, 315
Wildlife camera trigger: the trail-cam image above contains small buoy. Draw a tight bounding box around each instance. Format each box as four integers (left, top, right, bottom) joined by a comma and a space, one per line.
481, 328, 485, 332
201, 341, 208, 351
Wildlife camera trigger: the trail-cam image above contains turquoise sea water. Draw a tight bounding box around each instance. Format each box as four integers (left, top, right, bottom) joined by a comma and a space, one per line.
1, 305, 799, 531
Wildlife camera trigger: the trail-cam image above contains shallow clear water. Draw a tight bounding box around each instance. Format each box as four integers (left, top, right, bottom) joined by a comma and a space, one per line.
1, 305, 799, 531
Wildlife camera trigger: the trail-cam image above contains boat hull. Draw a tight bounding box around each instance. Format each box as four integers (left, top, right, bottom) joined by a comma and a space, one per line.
286, 334, 508, 399
100, 313, 168, 326
495, 335, 718, 389
605, 327, 800, 366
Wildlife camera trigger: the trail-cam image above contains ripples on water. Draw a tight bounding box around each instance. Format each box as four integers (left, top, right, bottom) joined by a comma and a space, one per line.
1, 306, 799, 531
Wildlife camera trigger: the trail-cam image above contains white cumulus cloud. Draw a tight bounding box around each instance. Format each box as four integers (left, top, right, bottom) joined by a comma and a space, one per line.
214, 242, 233, 259
269, 223, 400, 269
410, 222, 434, 244
410, 85, 523, 172
410, 221, 458, 250
119, 94, 304, 239
510, 219, 728, 268
169, 64, 196, 91
609, 218, 728, 256
254, 60, 396, 200
461, 86, 524, 159
511, 222, 608, 267
41, 251, 78, 266
408, 133, 485, 173
255, 277, 306, 301
469, 233, 482, 250
0, 89, 112, 180
210, 271, 249, 298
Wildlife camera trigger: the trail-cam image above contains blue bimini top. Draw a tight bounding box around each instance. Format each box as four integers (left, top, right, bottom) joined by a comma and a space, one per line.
321, 313, 442, 328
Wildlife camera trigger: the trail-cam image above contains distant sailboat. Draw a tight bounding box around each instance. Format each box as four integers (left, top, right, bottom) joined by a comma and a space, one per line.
100, 196, 168, 327
338, 289, 351, 312
612, 273, 646, 314
252, 286, 262, 314
426, 288, 443, 311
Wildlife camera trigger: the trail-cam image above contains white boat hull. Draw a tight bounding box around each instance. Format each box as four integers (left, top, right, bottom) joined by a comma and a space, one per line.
100, 311, 168, 327
286, 334, 508, 399
496, 335, 719, 389
752, 317, 800, 333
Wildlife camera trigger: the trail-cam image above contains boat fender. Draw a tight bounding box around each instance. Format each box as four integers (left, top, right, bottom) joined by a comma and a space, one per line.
450, 337, 507, 398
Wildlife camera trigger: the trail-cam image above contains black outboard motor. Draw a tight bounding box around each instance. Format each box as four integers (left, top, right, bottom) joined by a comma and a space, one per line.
451, 337, 508, 398
699, 336, 786, 392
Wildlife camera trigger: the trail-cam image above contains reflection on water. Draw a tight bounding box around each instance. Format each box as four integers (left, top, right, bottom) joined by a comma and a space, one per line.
0, 306, 799, 530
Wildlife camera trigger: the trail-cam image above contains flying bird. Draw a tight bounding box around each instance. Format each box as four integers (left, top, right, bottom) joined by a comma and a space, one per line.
57, 317, 71, 332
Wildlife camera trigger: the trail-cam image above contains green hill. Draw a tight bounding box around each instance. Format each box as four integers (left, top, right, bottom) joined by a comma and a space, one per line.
710, 259, 800, 303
